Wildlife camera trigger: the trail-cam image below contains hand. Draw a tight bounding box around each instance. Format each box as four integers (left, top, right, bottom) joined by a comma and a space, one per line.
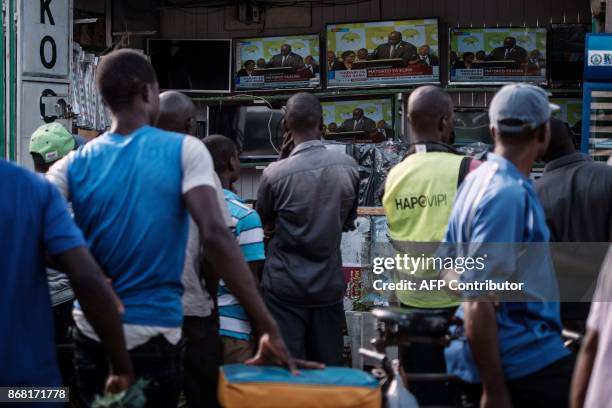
246, 333, 325, 375
480, 389, 512, 408
279, 132, 294, 160
104, 373, 135, 395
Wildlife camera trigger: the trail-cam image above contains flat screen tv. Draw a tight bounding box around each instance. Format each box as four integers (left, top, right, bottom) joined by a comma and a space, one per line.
235, 106, 283, 159
326, 18, 440, 88
234, 34, 321, 91
449, 27, 547, 84
321, 98, 394, 132
548, 23, 590, 86
147, 39, 232, 93
453, 110, 492, 146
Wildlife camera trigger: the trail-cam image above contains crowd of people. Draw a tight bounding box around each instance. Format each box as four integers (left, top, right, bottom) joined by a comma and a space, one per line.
2, 47, 612, 408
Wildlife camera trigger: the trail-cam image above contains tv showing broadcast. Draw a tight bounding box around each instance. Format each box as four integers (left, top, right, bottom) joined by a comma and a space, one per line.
234, 34, 321, 91
449, 27, 547, 84
326, 18, 440, 88
322, 98, 394, 134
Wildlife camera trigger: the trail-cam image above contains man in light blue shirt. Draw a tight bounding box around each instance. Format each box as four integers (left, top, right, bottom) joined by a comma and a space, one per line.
444, 84, 573, 408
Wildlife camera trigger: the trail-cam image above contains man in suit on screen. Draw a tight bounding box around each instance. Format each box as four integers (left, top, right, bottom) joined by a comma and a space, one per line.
376, 120, 395, 139
369, 31, 417, 66
486, 36, 528, 63
267, 44, 304, 69
304, 56, 320, 76
339, 108, 376, 132
416, 45, 439, 67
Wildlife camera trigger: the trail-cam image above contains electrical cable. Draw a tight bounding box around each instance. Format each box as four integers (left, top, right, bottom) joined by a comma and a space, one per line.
228, 94, 280, 154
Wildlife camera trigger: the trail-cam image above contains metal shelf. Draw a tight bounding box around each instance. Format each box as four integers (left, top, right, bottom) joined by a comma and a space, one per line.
192, 86, 582, 105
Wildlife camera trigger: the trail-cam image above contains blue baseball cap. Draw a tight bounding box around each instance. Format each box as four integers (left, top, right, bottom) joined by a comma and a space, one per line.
489, 84, 559, 134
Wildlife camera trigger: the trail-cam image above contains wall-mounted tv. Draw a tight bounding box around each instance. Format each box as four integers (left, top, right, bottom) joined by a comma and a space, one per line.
147, 39, 232, 93
326, 18, 440, 88
449, 27, 547, 84
321, 98, 394, 133
453, 110, 492, 146
235, 106, 283, 159
234, 34, 321, 91
548, 24, 590, 86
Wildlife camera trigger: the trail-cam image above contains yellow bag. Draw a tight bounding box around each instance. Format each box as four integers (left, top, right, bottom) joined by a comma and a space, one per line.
218, 364, 381, 408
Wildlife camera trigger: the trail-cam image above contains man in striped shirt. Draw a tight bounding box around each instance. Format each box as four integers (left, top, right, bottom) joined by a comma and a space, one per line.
204, 134, 266, 363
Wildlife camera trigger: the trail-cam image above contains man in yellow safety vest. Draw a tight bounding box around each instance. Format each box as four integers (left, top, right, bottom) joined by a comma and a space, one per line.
382, 85, 480, 405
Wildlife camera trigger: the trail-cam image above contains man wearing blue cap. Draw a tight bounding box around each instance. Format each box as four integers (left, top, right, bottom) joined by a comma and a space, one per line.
443, 84, 574, 407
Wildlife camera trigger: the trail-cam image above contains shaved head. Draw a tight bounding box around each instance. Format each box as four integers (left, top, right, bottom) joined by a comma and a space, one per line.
285, 92, 322, 136
157, 91, 197, 135
408, 85, 454, 142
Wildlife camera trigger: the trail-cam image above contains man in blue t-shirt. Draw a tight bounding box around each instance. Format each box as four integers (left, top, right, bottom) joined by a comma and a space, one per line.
0, 159, 133, 396
47, 50, 319, 407
443, 84, 574, 408
204, 135, 266, 364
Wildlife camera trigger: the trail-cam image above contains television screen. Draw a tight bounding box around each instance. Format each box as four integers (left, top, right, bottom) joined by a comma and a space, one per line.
449, 27, 547, 84
234, 34, 321, 91
326, 18, 440, 88
235, 106, 283, 159
549, 24, 590, 86
453, 110, 492, 146
147, 39, 232, 93
322, 98, 394, 133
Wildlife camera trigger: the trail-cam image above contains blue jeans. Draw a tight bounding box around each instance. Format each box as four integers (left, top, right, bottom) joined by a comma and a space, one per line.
72, 329, 183, 408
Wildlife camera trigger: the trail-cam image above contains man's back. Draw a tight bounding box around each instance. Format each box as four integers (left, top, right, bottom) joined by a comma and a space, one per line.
257, 141, 359, 306
383, 151, 466, 308
445, 154, 568, 382
49, 126, 190, 328
536, 153, 612, 242
1, 160, 85, 386
384, 151, 465, 241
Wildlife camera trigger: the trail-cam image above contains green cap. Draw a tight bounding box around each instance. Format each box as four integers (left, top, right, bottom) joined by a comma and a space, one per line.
29, 123, 75, 163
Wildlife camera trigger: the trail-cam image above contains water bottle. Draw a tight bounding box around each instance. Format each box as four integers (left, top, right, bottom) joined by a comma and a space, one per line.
385, 359, 419, 408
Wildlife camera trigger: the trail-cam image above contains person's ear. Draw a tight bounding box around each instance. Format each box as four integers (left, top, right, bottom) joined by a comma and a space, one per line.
439, 114, 448, 132
141, 83, 151, 103
490, 126, 499, 146
185, 117, 196, 135
229, 154, 240, 175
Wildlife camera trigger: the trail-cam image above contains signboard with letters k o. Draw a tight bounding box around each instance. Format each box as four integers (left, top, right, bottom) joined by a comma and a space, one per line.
21, 0, 71, 79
